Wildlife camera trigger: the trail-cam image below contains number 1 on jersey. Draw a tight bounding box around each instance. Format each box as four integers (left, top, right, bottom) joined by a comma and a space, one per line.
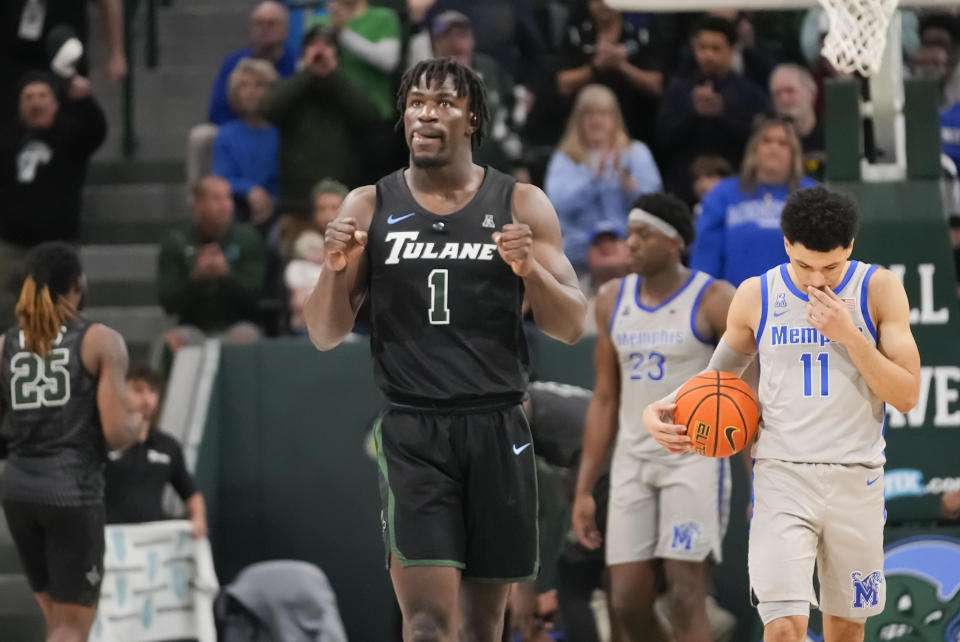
428, 269, 450, 325
800, 352, 829, 397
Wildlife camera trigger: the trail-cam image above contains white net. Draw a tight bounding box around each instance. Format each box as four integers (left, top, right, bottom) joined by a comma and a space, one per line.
818, 0, 899, 76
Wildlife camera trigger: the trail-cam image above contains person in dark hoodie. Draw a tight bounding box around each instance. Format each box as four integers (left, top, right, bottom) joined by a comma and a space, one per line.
0, 71, 106, 326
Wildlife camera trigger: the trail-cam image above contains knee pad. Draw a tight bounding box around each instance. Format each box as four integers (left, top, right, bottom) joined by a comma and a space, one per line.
757, 600, 809, 625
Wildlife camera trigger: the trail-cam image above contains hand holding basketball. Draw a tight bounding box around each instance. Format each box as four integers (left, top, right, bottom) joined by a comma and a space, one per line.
324, 217, 368, 272
642, 400, 691, 454
493, 224, 535, 277
806, 286, 857, 343
673, 372, 759, 458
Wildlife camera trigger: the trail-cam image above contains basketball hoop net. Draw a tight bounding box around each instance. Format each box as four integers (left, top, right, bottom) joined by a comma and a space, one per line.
818, 0, 899, 76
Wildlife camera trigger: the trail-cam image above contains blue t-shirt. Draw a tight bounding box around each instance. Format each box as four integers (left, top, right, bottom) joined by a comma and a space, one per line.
208, 44, 298, 125
942, 103, 960, 170
690, 176, 818, 286
212, 120, 279, 198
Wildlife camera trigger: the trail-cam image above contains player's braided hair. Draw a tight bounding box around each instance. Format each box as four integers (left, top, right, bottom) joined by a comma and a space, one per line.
16, 242, 82, 356
396, 57, 489, 148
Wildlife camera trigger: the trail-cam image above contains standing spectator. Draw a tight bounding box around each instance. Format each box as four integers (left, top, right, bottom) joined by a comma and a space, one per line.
104, 366, 208, 538
157, 176, 266, 338
425, 0, 546, 92
425, 10, 521, 173
0, 0, 126, 121
770, 63, 824, 178
673, 11, 780, 90
0, 72, 106, 327
545, 84, 662, 274
212, 59, 279, 230
689, 116, 816, 286
919, 12, 960, 108
260, 25, 379, 217
656, 15, 769, 203
311, 0, 402, 122
187, 1, 295, 188
555, 0, 665, 147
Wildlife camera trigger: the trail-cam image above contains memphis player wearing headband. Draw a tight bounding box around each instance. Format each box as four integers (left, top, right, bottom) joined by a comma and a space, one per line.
644, 187, 921, 642
304, 58, 586, 641
572, 193, 736, 641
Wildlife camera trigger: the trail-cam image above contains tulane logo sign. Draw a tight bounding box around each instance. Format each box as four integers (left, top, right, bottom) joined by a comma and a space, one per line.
865, 536, 960, 641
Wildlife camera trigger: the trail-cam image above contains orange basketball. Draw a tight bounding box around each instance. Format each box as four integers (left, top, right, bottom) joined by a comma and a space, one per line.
674, 371, 759, 458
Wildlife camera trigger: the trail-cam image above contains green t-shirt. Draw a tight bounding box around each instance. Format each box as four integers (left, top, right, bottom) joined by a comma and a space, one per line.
312, 7, 400, 120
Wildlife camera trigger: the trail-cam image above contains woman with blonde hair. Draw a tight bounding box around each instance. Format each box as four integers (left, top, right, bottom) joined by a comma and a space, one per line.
690, 115, 817, 285
212, 57, 280, 229
544, 84, 662, 273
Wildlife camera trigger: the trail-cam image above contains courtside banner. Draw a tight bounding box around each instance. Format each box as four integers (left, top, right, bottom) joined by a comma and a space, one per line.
839, 181, 960, 523
90, 520, 219, 642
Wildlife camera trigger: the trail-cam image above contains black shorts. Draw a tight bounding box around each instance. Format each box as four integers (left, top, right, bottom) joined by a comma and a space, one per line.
374, 404, 539, 581
2, 500, 105, 606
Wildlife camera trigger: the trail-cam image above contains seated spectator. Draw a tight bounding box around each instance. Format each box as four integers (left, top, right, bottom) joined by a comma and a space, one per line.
690, 154, 734, 215
690, 116, 816, 286
769, 63, 824, 178
656, 15, 769, 204
555, 0, 664, 146
544, 84, 661, 274
104, 366, 208, 538
0, 72, 106, 327
422, 10, 521, 173
187, 1, 295, 188
212, 58, 279, 230
580, 221, 629, 336
310, 0, 401, 122
283, 178, 348, 334
157, 176, 266, 341
260, 25, 379, 218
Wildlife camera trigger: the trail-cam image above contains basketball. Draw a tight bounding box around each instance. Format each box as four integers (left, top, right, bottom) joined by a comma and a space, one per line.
674, 371, 759, 458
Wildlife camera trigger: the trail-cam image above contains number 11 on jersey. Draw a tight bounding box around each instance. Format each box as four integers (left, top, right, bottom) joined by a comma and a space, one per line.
799, 352, 829, 397
428, 269, 450, 325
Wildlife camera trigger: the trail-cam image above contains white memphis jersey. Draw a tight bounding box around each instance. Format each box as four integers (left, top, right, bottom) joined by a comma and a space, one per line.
754, 261, 885, 466
610, 271, 716, 460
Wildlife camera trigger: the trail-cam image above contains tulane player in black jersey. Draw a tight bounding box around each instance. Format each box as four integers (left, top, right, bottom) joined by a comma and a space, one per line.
0, 243, 140, 642
305, 58, 587, 641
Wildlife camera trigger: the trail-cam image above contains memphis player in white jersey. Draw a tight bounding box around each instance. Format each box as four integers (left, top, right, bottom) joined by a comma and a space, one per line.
644, 186, 921, 642
572, 193, 735, 641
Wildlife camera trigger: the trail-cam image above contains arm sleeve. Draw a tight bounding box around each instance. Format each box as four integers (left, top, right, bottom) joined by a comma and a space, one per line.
168, 440, 197, 501
339, 29, 401, 73
660, 338, 755, 403
627, 142, 663, 196
259, 71, 316, 126
543, 152, 599, 217
70, 95, 108, 157
656, 82, 698, 148
688, 185, 728, 279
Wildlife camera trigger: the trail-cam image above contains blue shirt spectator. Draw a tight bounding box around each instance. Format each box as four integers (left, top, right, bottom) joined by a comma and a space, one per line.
690, 117, 816, 285
208, 2, 297, 125
212, 58, 280, 228
545, 85, 661, 273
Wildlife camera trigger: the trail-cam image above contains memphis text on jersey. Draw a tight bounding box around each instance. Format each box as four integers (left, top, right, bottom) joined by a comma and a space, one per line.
769, 324, 867, 347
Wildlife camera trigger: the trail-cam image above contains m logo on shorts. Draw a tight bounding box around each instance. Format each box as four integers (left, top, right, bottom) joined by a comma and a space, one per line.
671, 522, 701, 551
851, 570, 884, 608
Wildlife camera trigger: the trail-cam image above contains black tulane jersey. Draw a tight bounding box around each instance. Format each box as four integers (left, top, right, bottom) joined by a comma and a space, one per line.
367, 167, 529, 405
0, 318, 105, 505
